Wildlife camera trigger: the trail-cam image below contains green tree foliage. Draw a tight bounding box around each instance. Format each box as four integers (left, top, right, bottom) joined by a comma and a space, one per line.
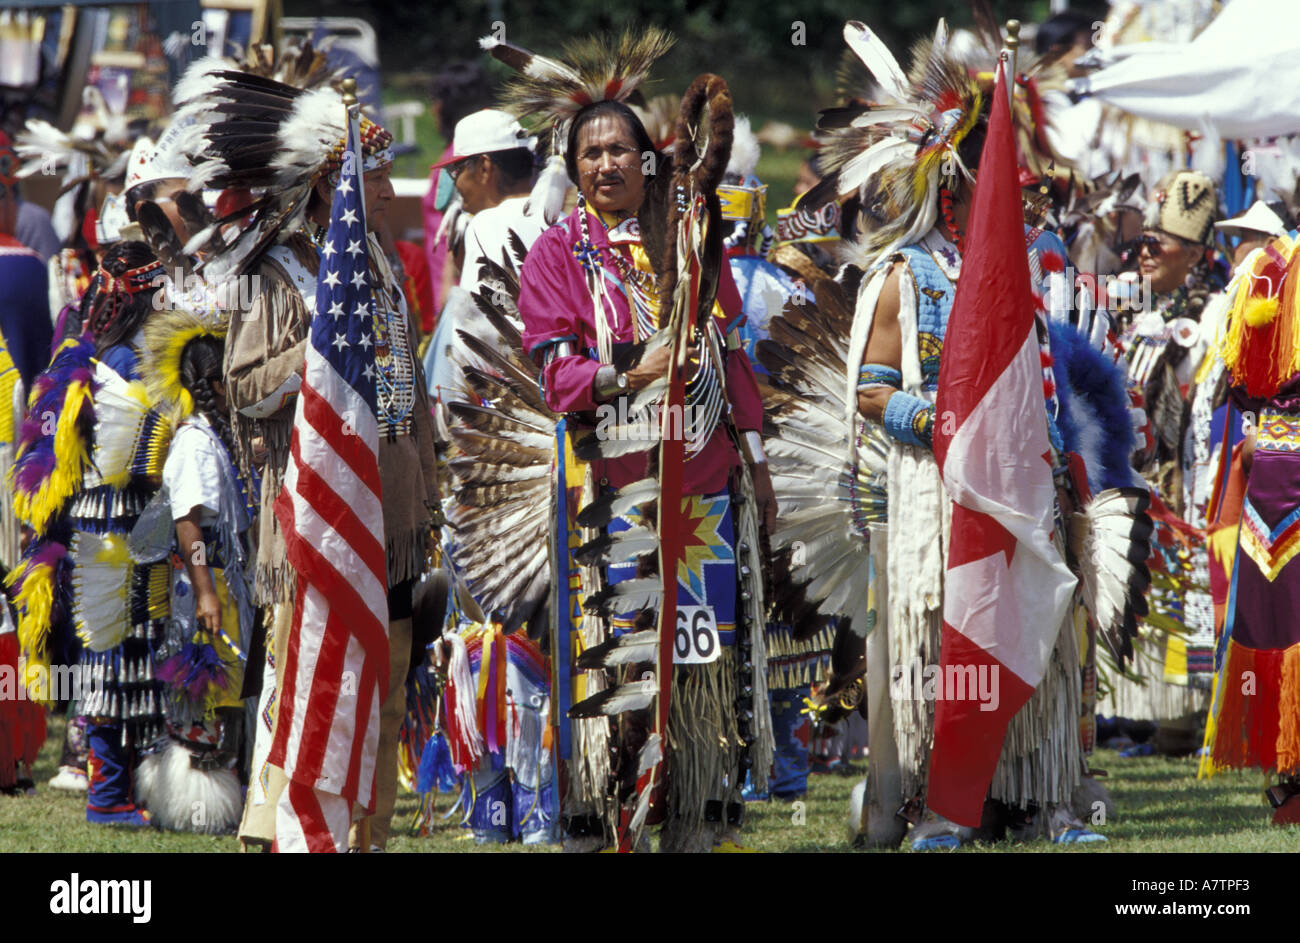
288, 1, 1101, 124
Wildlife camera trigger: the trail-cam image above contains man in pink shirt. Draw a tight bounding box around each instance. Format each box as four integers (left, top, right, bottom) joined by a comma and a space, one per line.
517, 96, 772, 852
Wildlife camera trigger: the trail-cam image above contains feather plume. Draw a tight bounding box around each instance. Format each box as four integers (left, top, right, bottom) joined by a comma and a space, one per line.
487, 27, 675, 129
134, 737, 241, 834
10, 337, 96, 536
726, 116, 761, 180
842, 21, 910, 101
581, 578, 662, 618
575, 629, 659, 669
576, 477, 659, 529
140, 307, 228, 426
574, 525, 658, 566
569, 679, 657, 718
1075, 487, 1153, 665
812, 21, 987, 266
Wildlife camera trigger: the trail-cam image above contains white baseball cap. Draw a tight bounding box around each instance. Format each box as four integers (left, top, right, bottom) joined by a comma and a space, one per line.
124, 115, 195, 193
1213, 199, 1287, 237
432, 109, 537, 169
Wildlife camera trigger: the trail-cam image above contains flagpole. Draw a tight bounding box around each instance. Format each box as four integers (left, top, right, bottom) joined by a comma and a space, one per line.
338, 75, 373, 855
1004, 19, 1021, 111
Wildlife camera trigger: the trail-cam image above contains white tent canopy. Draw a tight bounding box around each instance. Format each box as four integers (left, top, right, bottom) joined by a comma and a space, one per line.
1070, 0, 1300, 140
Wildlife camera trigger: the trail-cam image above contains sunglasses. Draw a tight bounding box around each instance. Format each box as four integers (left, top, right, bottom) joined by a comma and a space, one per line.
1136, 232, 1199, 259
1136, 234, 1171, 257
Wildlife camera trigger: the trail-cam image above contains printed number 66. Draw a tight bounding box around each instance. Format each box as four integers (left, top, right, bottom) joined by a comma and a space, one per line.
675, 609, 715, 659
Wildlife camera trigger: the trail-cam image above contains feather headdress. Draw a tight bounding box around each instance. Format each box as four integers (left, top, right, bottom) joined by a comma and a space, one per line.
481, 26, 675, 142
14, 119, 130, 194
630, 93, 680, 152
809, 19, 986, 266
173, 59, 392, 281
140, 306, 229, 426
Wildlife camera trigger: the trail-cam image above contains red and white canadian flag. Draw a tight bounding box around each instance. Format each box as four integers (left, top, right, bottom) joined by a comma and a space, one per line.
927, 61, 1077, 827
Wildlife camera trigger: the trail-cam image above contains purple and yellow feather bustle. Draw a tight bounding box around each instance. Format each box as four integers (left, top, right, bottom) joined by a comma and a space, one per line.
10, 335, 96, 537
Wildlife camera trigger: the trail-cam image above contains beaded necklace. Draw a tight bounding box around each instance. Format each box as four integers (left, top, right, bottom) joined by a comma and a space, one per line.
939, 187, 964, 254
302, 221, 416, 436
571, 195, 724, 456
369, 254, 416, 437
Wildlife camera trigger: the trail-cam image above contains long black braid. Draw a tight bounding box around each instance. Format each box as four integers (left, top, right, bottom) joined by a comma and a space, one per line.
178, 334, 238, 467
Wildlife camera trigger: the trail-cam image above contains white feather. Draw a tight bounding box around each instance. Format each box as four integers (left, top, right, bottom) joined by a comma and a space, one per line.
847, 778, 866, 844
593, 578, 661, 614
582, 423, 660, 458
272, 86, 347, 179
849, 107, 927, 129
636, 732, 663, 777
608, 477, 660, 518
726, 116, 761, 180
15, 120, 72, 176
591, 629, 659, 666
630, 377, 668, 414
523, 154, 571, 224
1078, 488, 1150, 633
172, 55, 236, 108
627, 733, 665, 839
843, 21, 910, 102
571, 679, 657, 717
444, 631, 485, 763
598, 525, 659, 564
838, 136, 913, 200
933, 18, 950, 49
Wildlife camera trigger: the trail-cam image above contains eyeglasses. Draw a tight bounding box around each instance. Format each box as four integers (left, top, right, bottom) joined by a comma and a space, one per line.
447, 156, 479, 182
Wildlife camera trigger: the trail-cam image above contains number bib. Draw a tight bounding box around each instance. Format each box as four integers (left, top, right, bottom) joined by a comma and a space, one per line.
673, 606, 720, 665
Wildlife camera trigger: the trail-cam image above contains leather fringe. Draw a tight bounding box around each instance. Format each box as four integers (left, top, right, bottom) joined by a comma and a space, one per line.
661, 649, 741, 852
988, 606, 1083, 809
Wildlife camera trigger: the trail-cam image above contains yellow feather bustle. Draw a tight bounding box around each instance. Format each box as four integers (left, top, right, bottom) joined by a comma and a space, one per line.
0, 334, 19, 447
140, 308, 229, 426
6, 560, 54, 702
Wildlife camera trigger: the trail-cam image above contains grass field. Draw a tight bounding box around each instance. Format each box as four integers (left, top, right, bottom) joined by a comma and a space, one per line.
3, 715, 1296, 853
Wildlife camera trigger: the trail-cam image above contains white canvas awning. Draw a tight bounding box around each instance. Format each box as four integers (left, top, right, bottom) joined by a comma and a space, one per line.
1070, 0, 1300, 140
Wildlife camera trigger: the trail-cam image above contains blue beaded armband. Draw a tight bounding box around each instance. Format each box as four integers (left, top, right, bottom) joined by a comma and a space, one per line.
882, 391, 935, 449
858, 363, 903, 392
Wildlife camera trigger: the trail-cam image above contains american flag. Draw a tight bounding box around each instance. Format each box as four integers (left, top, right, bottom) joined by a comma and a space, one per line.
268, 108, 389, 852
